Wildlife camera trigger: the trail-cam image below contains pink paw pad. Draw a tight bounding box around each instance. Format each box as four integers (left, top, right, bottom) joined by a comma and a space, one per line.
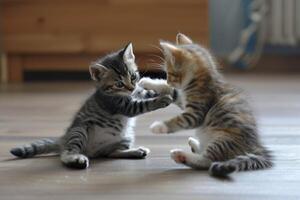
171, 150, 187, 164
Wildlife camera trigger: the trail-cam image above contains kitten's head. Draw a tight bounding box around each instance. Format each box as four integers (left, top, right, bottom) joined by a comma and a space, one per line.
89, 43, 139, 96
160, 33, 215, 89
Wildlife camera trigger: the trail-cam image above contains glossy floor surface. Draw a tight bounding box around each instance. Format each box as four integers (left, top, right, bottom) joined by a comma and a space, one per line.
0, 74, 300, 200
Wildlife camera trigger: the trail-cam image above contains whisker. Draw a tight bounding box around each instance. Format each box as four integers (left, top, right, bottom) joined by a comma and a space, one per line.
148, 54, 165, 63
138, 44, 166, 76
147, 58, 164, 67
147, 44, 164, 54
147, 64, 165, 71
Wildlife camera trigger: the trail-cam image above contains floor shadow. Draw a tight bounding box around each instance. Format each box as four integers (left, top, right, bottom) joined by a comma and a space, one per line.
1, 155, 234, 189
89, 167, 235, 193
1, 154, 58, 162
141, 168, 234, 183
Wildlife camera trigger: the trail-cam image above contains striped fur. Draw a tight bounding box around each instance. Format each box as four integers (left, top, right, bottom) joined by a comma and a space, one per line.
10, 138, 59, 158
140, 33, 273, 176
10, 43, 172, 169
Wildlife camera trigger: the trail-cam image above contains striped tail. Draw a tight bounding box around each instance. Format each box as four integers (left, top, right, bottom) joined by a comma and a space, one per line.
10, 138, 60, 158
209, 152, 273, 177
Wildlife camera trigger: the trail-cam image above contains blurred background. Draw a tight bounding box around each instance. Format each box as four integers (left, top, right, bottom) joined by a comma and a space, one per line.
1, 0, 299, 83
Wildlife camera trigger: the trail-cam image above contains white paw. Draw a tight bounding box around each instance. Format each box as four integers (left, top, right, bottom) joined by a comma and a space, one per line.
170, 149, 187, 164
138, 77, 155, 90
150, 121, 168, 134
138, 78, 170, 95
188, 137, 201, 153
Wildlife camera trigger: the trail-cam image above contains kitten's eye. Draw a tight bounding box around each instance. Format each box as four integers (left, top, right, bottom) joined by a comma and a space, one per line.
115, 81, 124, 88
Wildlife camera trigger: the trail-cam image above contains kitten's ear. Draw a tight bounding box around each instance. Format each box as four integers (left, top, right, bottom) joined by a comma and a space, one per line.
89, 63, 108, 81
160, 41, 182, 65
122, 43, 135, 63
176, 33, 193, 45
160, 41, 180, 55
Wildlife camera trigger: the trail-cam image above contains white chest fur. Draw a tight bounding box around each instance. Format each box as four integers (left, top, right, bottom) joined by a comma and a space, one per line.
86, 117, 136, 157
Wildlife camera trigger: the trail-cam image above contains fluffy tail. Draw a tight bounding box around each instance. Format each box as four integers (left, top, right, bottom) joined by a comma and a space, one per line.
209, 152, 273, 177
10, 138, 60, 158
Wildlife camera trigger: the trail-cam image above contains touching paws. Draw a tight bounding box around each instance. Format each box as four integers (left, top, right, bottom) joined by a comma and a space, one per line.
138, 77, 171, 95
150, 121, 169, 134
170, 149, 187, 164
138, 77, 155, 90
132, 85, 158, 99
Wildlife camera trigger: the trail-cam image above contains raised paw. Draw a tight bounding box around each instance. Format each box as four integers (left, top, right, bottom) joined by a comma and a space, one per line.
61, 153, 89, 169
188, 137, 201, 154
170, 149, 187, 164
138, 77, 171, 95
138, 77, 155, 89
145, 90, 158, 98
150, 121, 169, 134
132, 86, 158, 99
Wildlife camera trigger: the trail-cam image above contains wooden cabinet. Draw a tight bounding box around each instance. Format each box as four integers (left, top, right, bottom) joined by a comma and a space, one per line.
1, 0, 209, 82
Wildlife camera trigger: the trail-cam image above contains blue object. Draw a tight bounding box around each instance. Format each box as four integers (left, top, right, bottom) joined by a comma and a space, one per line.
232, 0, 257, 69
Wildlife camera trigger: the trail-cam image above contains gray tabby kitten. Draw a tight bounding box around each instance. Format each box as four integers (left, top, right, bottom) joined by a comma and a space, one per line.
139, 33, 273, 177
10, 43, 172, 169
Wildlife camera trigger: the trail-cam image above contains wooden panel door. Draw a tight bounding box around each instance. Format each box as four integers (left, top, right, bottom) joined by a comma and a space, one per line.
1, 0, 209, 82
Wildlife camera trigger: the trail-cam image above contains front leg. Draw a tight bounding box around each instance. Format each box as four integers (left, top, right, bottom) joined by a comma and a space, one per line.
116, 95, 172, 117
150, 109, 204, 134
107, 147, 150, 159
60, 126, 89, 169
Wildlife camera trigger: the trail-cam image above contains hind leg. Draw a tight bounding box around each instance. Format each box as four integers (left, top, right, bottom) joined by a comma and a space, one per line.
108, 147, 150, 159
170, 149, 212, 169
60, 151, 89, 169
60, 127, 89, 169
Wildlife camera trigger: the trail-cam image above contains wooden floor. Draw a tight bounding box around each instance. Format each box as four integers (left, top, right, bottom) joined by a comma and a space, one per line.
0, 74, 300, 200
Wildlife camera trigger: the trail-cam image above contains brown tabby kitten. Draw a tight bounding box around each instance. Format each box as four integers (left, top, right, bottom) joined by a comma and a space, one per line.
139, 33, 272, 176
